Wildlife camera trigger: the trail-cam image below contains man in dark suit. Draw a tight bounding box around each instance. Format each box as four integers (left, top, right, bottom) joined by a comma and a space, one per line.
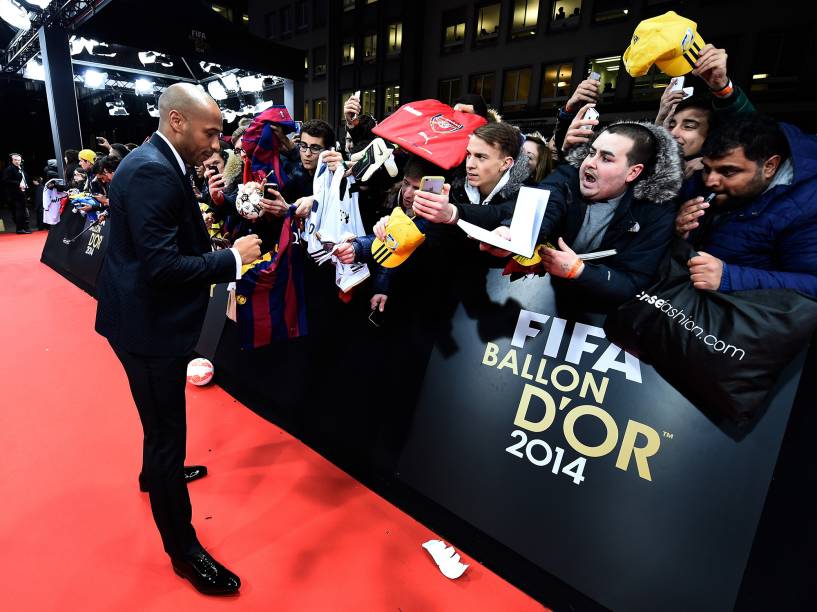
2, 153, 32, 233
95, 83, 261, 594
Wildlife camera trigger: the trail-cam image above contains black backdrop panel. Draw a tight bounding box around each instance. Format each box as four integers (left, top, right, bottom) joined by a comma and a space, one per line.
396, 269, 807, 612
41, 212, 108, 295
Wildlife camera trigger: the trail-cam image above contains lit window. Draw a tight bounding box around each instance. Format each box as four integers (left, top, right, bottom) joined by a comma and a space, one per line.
362, 89, 376, 116
632, 65, 672, 100
385, 85, 400, 114
586, 55, 621, 94
476, 3, 501, 41
363, 33, 377, 62
442, 8, 466, 50
550, 0, 582, 30
387, 22, 402, 55
304, 100, 311, 121
541, 62, 573, 99
511, 0, 539, 38
211, 4, 234, 21
502, 67, 532, 111
343, 41, 355, 65
314, 98, 327, 121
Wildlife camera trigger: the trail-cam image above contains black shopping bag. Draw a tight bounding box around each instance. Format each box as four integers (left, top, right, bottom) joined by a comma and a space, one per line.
605, 239, 817, 425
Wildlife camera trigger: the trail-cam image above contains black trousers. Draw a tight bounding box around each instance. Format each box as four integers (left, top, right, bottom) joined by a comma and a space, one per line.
11, 194, 29, 231
110, 342, 201, 560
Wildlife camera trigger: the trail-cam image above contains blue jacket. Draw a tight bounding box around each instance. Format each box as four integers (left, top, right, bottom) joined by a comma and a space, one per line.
698, 123, 817, 297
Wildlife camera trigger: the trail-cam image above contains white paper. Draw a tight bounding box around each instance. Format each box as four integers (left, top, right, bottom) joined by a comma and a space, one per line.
422, 539, 469, 580
579, 249, 617, 260
457, 187, 549, 258
671, 76, 685, 91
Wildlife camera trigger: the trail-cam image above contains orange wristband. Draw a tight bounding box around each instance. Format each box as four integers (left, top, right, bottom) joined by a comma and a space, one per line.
566, 258, 583, 279
711, 80, 733, 99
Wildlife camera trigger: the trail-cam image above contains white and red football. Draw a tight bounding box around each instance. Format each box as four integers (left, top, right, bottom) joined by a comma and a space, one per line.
186, 358, 214, 386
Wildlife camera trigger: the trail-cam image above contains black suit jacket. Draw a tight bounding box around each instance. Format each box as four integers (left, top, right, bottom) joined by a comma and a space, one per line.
2, 164, 29, 201
95, 133, 236, 356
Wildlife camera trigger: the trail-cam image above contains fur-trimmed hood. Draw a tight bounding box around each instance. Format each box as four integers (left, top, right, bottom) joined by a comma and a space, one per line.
565, 121, 683, 203
223, 150, 243, 189
452, 149, 531, 204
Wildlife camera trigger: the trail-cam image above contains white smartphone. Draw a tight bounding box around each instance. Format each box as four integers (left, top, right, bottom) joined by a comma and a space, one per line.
671, 76, 685, 91
584, 107, 599, 122
590, 71, 601, 82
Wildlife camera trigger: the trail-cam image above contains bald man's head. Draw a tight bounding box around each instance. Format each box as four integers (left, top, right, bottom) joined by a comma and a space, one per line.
157, 83, 223, 166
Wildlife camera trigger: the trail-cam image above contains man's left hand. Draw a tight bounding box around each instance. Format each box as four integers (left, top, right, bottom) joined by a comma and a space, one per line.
688, 251, 724, 290
692, 44, 729, 91
541, 237, 584, 279
412, 184, 455, 224
259, 188, 289, 217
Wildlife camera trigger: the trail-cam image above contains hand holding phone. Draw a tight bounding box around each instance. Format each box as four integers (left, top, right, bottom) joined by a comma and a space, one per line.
263, 182, 280, 201
419, 175, 445, 195
671, 76, 685, 92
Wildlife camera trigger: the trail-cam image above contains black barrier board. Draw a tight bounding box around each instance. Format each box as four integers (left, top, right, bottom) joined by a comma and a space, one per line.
396, 270, 806, 612
40, 211, 108, 295
195, 283, 230, 360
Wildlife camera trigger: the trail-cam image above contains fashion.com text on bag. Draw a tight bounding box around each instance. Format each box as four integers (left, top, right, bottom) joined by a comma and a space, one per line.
635, 292, 746, 360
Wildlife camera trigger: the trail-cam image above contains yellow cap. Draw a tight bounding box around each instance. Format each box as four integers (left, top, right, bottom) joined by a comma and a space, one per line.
370, 207, 425, 268
623, 11, 706, 78
78, 149, 97, 163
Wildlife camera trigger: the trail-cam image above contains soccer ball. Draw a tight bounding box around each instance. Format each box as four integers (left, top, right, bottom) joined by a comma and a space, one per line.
186, 358, 214, 386
236, 181, 264, 220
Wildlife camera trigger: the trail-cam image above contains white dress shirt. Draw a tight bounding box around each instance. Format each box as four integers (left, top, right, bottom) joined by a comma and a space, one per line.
155, 131, 242, 280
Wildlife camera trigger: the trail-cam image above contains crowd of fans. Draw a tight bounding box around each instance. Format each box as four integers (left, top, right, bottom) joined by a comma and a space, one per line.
8, 39, 816, 319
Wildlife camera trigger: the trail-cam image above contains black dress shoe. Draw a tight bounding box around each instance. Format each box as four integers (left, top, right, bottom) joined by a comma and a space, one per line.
138, 465, 209, 492
172, 549, 240, 595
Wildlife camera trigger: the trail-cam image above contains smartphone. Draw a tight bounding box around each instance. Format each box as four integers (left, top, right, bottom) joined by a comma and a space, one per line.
206, 163, 219, 175
420, 175, 445, 195
682, 86, 694, 99
368, 307, 385, 328
294, 121, 302, 135
263, 182, 279, 200
584, 107, 599, 122
590, 71, 601, 82
671, 76, 685, 92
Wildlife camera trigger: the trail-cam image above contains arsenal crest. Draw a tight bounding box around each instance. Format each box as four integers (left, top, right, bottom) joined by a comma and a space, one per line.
429, 114, 464, 134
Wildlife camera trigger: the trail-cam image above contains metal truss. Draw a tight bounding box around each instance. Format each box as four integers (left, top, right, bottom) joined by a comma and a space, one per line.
2, 0, 114, 74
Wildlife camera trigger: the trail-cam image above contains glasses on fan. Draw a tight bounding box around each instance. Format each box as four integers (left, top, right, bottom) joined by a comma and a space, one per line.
298, 143, 326, 154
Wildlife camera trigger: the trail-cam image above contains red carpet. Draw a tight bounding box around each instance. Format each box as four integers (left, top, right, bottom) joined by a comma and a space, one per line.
0, 232, 546, 611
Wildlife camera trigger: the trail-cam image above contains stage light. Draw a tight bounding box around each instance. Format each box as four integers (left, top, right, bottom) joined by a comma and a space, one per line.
134, 78, 154, 95
106, 98, 128, 117
0, 0, 32, 30
200, 61, 222, 74
254, 99, 273, 112
83, 69, 107, 89
238, 75, 263, 92
207, 80, 227, 100
23, 58, 44, 80
221, 73, 238, 91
